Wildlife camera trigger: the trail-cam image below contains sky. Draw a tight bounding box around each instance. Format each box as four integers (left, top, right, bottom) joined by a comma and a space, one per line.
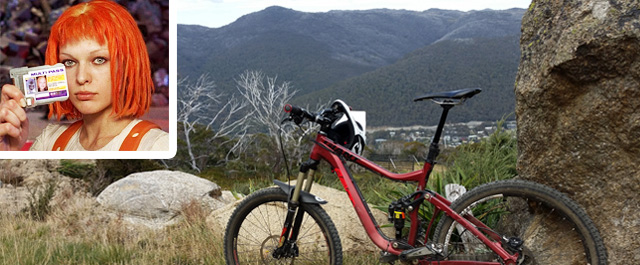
177, 0, 533, 29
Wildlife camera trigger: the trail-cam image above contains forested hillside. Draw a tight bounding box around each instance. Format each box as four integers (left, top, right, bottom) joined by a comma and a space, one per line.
299, 36, 521, 126
177, 6, 524, 126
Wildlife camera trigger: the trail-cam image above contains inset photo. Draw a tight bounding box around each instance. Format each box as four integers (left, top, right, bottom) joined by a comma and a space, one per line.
0, 0, 175, 159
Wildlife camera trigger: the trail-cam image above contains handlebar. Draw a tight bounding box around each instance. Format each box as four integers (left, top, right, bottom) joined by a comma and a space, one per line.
284, 104, 316, 122
283, 104, 334, 126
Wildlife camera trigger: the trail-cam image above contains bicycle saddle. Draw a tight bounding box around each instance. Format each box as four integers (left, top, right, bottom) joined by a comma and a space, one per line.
413, 88, 482, 103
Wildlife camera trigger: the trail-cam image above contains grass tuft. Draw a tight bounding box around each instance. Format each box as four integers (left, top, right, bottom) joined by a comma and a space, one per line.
24, 179, 57, 222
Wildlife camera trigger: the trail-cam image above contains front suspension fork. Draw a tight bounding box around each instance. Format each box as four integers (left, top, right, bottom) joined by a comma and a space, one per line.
274, 160, 319, 258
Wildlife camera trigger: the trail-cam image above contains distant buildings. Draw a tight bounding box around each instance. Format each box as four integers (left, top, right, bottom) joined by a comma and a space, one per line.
368, 120, 517, 151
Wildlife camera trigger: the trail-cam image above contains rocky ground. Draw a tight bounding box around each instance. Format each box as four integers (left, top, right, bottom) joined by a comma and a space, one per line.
0, 159, 389, 253
0, 159, 82, 216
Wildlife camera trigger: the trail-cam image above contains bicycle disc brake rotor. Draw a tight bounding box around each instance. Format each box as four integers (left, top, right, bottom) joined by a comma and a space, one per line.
261, 235, 296, 264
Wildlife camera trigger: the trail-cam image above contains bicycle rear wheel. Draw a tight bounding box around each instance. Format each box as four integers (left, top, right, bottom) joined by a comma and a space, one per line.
224, 187, 342, 264
433, 179, 607, 265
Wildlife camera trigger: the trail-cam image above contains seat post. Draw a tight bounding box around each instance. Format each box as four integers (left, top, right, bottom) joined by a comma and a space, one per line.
426, 104, 454, 163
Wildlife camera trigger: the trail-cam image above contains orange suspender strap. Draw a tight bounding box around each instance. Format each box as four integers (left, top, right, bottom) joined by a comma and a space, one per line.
52, 120, 84, 151
52, 120, 160, 151
119, 120, 161, 151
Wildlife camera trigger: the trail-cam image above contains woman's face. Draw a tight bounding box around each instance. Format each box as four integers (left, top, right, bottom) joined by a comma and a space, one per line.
59, 39, 112, 117
37, 77, 47, 91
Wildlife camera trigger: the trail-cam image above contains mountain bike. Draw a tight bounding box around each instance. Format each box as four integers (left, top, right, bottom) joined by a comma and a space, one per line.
223, 88, 608, 264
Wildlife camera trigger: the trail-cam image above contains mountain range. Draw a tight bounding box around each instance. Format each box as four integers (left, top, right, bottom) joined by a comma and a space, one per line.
177, 6, 525, 127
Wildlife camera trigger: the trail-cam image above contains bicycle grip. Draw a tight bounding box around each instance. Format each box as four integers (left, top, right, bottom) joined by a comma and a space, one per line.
284, 104, 315, 124
284, 104, 310, 118
284, 104, 300, 114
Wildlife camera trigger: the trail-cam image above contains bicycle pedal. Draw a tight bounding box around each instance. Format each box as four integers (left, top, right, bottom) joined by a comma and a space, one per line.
399, 244, 438, 260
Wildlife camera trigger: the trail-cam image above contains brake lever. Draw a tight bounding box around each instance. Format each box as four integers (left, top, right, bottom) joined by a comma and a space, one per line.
281, 116, 293, 124
281, 115, 305, 125
315, 116, 331, 125
292, 115, 305, 125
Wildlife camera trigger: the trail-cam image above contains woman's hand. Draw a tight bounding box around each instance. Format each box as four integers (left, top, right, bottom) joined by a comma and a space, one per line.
0, 84, 29, 151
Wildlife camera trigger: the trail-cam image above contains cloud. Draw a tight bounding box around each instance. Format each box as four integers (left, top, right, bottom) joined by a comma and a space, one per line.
176, 0, 221, 12
177, 0, 532, 28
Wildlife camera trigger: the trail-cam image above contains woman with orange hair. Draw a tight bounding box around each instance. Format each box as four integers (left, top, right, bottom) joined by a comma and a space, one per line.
0, 0, 168, 151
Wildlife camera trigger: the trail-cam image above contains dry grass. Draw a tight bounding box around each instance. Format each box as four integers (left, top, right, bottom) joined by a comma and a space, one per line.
0, 186, 377, 265
0, 180, 226, 265
1, 157, 389, 265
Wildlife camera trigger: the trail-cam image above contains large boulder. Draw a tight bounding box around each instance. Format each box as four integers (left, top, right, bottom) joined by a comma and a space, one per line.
97, 170, 235, 229
515, 1, 640, 264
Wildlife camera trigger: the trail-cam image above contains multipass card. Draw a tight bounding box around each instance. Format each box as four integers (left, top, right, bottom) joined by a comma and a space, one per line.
10, 63, 69, 107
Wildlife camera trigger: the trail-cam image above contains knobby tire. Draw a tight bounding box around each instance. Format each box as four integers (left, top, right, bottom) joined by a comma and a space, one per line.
224, 187, 343, 265
433, 179, 607, 265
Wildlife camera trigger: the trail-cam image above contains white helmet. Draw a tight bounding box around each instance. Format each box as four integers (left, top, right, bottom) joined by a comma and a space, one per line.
326, 100, 366, 156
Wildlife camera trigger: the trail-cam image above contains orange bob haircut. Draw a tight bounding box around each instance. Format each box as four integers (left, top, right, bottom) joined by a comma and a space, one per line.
45, 0, 153, 120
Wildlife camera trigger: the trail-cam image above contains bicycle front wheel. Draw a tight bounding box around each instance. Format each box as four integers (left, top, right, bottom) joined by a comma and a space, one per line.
224, 187, 342, 265
433, 180, 607, 265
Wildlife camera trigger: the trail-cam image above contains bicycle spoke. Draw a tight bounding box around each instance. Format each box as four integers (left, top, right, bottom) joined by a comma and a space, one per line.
225, 187, 341, 264
434, 180, 606, 265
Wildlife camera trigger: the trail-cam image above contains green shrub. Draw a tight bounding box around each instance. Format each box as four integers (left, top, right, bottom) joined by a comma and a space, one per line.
56, 159, 164, 196
440, 120, 517, 186
57, 160, 96, 179
94, 159, 164, 180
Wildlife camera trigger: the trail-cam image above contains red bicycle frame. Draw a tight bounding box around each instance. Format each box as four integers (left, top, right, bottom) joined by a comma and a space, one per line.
307, 133, 519, 265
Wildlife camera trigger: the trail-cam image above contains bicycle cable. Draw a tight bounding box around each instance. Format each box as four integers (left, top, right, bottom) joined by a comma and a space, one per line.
278, 119, 293, 183
278, 118, 309, 186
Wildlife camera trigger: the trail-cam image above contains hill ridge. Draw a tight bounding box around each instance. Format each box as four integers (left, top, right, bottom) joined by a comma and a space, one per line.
177, 7, 524, 126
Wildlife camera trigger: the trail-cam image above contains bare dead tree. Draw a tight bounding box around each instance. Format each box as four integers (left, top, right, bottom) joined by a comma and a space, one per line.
236, 70, 296, 146
235, 70, 300, 171
279, 122, 317, 165
234, 72, 339, 175
177, 74, 250, 172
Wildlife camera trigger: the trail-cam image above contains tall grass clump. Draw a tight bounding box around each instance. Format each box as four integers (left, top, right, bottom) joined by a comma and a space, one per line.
25, 179, 57, 221
440, 119, 517, 187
